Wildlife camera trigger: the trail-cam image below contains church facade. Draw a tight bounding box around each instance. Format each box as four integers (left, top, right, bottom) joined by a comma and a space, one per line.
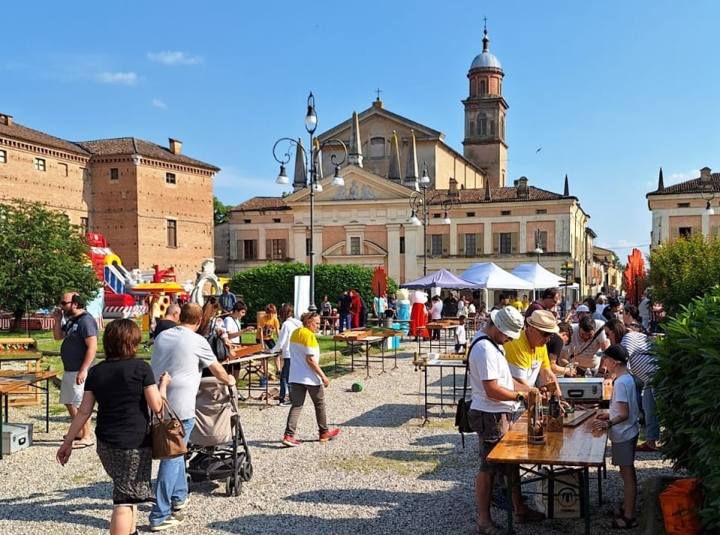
221, 28, 598, 295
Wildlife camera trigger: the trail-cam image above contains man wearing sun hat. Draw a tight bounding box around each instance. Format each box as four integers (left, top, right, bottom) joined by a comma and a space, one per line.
467, 306, 546, 532
505, 310, 563, 400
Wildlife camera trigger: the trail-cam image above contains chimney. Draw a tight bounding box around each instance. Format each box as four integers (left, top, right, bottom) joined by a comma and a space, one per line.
169, 138, 182, 155
700, 167, 712, 182
0, 114, 13, 126
448, 177, 459, 198
516, 176, 529, 198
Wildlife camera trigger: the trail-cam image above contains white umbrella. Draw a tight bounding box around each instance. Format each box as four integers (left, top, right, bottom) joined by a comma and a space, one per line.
511, 263, 564, 290
460, 262, 533, 290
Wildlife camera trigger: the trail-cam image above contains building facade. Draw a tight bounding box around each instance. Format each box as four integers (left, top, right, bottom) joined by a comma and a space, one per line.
647, 166, 720, 247
0, 114, 219, 281
222, 28, 598, 295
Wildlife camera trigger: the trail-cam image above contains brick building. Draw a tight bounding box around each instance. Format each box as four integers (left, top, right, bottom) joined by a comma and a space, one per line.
0, 113, 219, 281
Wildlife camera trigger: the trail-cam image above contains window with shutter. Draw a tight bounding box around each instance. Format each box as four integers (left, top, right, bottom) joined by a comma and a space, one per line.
442, 234, 449, 256
493, 233, 500, 253
459, 233, 465, 255
465, 233, 477, 256
511, 232, 519, 253
476, 233, 484, 255
431, 235, 443, 256
499, 233, 512, 254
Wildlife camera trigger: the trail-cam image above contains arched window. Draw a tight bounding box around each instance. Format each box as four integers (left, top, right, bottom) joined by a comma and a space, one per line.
490, 120, 496, 137
369, 137, 386, 159
479, 79, 487, 95
500, 116, 505, 139
470, 78, 476, 97
477, 113, 487, 136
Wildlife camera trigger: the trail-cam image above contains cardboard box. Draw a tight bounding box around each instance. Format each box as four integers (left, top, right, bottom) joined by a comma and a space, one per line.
2, 423, 33, 455
531, 468, 581, 518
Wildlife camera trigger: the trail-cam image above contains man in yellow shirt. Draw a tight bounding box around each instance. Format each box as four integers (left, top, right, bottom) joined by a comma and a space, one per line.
511, 295, 524, 311
504, 310, 563, 399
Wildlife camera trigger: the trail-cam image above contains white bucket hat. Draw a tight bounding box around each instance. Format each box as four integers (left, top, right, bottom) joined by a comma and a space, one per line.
489, 306, 524, 340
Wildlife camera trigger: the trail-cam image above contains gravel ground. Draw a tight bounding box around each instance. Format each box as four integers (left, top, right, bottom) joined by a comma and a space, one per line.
0, 347, 673, 534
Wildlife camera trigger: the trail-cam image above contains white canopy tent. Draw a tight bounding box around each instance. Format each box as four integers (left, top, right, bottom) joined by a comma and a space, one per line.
511, 263, 564, 290
460, 263, 534, 290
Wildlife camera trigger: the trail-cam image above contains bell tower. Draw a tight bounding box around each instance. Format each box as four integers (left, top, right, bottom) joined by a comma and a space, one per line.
462, 23, 508, 187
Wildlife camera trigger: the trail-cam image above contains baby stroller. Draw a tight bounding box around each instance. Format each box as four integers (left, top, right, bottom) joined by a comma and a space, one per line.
186, 377, 253, 496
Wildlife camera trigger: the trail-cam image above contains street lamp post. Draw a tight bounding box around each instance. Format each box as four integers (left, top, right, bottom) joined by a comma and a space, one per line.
408, 164, 457, 276
534, 228, 544, 265
273, 92, 348, 312
560, 260, 574, 317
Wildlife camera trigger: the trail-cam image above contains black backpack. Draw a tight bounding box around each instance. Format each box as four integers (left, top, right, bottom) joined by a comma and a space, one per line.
206, 318, 230, 363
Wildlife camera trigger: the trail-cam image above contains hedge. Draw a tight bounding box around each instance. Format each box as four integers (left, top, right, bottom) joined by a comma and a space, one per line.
653, 286, 720, 529
230, 262, 397, 320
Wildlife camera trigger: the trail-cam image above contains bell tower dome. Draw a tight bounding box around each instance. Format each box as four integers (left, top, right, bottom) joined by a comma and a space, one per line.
462, 23, 508, 187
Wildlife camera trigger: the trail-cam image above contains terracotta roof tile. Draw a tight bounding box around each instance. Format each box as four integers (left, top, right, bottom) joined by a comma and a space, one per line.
233, 196, 289, 211
0, 121, 89, 155
429, 185, 568, 204
647, 174, 720, 196
76, 138, 220, 171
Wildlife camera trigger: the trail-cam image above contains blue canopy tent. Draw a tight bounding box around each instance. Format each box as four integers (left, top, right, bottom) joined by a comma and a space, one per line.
401, 268, 480, 289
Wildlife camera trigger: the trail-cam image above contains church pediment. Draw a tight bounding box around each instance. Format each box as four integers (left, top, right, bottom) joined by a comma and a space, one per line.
284, 166, 414, 204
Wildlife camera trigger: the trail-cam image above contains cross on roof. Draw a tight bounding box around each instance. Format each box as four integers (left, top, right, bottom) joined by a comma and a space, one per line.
375, 88, 382, 101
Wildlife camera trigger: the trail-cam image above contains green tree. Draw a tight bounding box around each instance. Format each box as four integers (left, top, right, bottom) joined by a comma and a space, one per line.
653, 286, 720, 529
648, 235, 720, 317
230, 262, 397, 319
0, 201, 100, 329
213, 196, 231, 225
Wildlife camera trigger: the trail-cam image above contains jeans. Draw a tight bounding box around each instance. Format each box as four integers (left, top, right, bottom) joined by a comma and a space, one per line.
284, 383, 328, 436
150, 418, 195, 525
339, 313, 352, 333
642, 385, 659, 441
279, 358, 291, 402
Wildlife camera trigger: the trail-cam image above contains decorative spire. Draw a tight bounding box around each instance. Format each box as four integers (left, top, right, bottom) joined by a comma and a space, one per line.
387, 131, 402, 182
405, 129, 419, 182
657, 167, 665, 191
563, 174, 569, 196
292, 138, 307, 192
482, 17, 490, 52
348, 111, 363, 167
484, 175, 492, 201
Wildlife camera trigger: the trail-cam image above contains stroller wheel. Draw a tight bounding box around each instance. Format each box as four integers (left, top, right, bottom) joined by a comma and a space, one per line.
225, 475, 241, 497
240, 462, 253, 482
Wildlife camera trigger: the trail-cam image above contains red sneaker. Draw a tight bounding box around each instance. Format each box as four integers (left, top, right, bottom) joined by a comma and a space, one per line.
281, 435, 301, 447
319, 428, 341, 442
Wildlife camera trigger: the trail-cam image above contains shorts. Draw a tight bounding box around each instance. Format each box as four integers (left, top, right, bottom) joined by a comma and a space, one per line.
97, 441, 154, 505
468, 409, 511, 473
611, 435, 638, 467
59, 371, 84, 406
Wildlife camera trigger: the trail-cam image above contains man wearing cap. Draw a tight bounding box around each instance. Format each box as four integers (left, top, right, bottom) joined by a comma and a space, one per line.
568, 315, 610, 374
524, 287, 561, 318
504, 310, 563, 400
574, 303, 591, 321
467, 306, 545, 533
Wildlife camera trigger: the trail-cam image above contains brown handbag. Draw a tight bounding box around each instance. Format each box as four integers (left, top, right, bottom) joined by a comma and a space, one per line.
151, 399, 187, 460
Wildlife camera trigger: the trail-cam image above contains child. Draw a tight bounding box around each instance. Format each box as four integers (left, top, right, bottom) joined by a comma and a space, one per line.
454, 315, 467, 354
592, 344, 640, 529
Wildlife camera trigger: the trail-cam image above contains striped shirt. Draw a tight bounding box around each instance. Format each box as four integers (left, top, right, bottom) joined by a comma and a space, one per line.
288, 326, 322, 386
621, 331, 656, 384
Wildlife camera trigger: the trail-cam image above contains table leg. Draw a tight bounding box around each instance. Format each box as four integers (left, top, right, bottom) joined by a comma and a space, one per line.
365, 342, 370, 380
439, 367, 444, 413
3, 393, 7, 423
506, 472, 515, 534
597, 465, 603, 504
393, 342, 398, 370
46, 378, 50, 433
582, 467, 590, 535
0, 394, 4, 460
452, 367, 457, 404
263, 360, 269, 406
334, 340, 337, 372
547, 466, 555, 519
351, 342, 355, 372
424, 364, 428, 423
379, 340, 386, 375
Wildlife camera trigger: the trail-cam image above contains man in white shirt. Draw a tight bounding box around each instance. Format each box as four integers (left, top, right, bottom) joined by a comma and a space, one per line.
429, 296, 443, 340
467, 306, 545, 531
568, 315, 610, 373
223, 301, 247, 344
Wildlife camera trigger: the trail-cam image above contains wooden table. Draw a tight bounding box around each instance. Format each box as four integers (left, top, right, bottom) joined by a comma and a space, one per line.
222, 351, 275, 406
0, 370, 57, 459
421, 321, 460, 354
487, 412, 608, 535
333, 329, 400, 378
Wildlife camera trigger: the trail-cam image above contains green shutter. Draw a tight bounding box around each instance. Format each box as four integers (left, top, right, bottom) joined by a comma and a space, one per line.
511, 232, 519, 253
477, 233, 484, 255
493, 233, 500, 253
442, 234, 449, 256
458, 233, 465, 255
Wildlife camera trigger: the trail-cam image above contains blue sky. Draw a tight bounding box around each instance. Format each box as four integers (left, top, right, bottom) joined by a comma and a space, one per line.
3, 1, 719, 258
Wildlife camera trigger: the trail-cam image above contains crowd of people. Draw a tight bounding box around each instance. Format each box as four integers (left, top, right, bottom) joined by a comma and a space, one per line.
49, 281, 658, 534
468, 286, 657, 533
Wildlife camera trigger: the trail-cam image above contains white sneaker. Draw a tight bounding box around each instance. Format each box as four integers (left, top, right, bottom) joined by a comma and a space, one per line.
150, 513, 184, 532
172, 496, 189, 512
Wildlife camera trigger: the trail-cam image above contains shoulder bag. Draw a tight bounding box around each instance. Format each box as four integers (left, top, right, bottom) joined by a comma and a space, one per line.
151, 399, 187, 460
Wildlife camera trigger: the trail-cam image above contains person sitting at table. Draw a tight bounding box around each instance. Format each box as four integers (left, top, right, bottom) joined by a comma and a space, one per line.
504, 310, 564, 401
545, 321, 576, 377
592, 345, 640, 529
467, 306, 545, 534
567, 315, 610, 375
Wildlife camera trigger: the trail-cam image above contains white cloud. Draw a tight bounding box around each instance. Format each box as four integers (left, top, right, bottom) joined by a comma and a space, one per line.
151, 98, 168, 109
668, 169, 699, 185
147, 51, 203, 66
96, 71, 139, 86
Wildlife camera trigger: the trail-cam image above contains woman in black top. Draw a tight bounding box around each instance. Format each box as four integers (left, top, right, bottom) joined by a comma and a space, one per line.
57, 319, 170, 535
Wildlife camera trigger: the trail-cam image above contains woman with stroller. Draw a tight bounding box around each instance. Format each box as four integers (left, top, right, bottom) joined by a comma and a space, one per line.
57, 319, 170, 535
271, 303, 302, 406
281, 312, 341, 447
